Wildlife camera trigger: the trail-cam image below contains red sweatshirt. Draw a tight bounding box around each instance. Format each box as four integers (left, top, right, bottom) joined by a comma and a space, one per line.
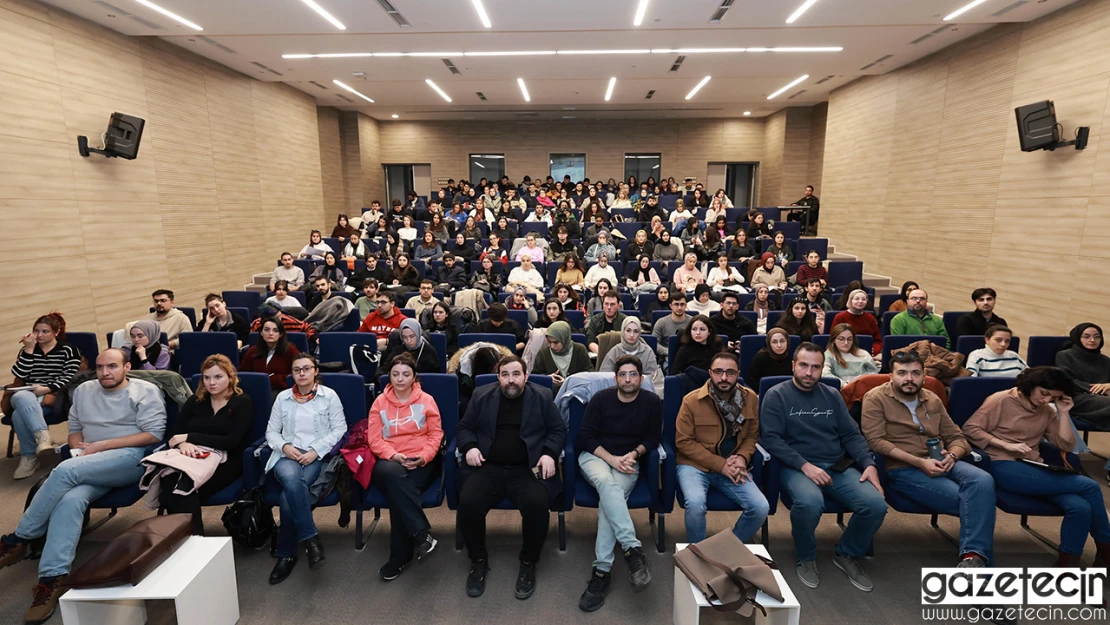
831, 310, 882, 355
358, 309, 406, 339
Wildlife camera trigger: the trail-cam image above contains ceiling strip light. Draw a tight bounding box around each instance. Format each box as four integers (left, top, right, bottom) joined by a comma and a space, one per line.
332, 80, 375, 103
767, 74, 809, 99
132, 0, 203, 30
633, 0, 650, 26
943, 0, 990, 20
685, 76, 711, 100
300, 0, 346, 30
463, 50, 557, 56
425, 79, 453, 102
472, 0, 492, 28
556, 49, 651, 55
785, 0, 821, 24
604, 77, 616, 101
282, 47, 843, 60
517, 78, 531, 102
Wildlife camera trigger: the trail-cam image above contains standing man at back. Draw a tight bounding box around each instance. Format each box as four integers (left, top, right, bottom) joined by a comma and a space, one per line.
759, 343, 887, 592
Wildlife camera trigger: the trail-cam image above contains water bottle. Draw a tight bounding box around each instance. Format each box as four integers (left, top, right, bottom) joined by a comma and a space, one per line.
926, 438, 944, 462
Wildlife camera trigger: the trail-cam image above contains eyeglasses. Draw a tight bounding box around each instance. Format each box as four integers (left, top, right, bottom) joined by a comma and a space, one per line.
616, 371, 640, 379
834, 336, 853, 343
292, 366, 316, 374
710, 368, 739, 378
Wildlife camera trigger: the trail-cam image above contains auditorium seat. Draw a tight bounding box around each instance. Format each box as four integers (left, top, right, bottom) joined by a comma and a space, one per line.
1026, 336, 1068, 367
177, 332, 239, 377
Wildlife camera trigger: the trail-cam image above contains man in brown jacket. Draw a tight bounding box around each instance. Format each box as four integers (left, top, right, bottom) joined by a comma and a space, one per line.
675, 352, 770, 543
861, 351, 996, 568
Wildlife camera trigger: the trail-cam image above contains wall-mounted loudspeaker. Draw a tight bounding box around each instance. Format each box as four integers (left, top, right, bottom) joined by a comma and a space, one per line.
77, 112, 145, 159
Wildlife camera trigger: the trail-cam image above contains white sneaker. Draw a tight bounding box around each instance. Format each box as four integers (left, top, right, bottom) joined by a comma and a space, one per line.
34, 430, 54, 457
13, 456, 39, 480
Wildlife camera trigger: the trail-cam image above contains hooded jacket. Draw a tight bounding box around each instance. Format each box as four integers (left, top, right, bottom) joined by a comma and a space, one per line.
366, 382, 444, 464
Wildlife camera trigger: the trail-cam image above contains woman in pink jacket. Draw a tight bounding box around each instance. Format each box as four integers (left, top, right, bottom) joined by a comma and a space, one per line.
368, 352, 445, 581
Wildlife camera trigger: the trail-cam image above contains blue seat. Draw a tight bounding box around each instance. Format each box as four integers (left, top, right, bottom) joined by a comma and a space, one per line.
66, 332, 100, 365
956, 335, 1021, 359
519, 222, 549, 238
737, 310, 781, 328
248, 332, 309, 354
880, 335, 947, 373
177, 332, 239, 377
319, 332, 374, 369
564, 310, 585, 330
227, 307, 251, 325
338, 308, 361, 332
567, 397, 667, 552
877, 294, 900, 314
613, 222, 642, 240
881, 310, 898, 336
797, 238, 828, 261
827, 261, 863, 288
222, 291, 263, 317
458, 333, 517, 351
1026, 336, 1068, 367
426, 332, 448, 371
354, 373, 459, 549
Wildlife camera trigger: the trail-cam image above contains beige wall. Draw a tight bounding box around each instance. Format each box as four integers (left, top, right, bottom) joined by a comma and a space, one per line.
317, 106, 346, 220
0, 0, 325, 374
821, 0, 1110, 341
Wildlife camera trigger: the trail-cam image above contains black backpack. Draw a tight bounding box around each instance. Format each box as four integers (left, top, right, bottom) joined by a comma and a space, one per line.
221, 472, 274, 550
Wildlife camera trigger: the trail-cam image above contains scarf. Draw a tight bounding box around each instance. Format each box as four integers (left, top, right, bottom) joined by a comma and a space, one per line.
764, 328, 790, 365
708, 382, 745, 438
545, 321, 574, 375
127, 319, 163, 367
1065, 322, 1104, 354
615, 316, 648, 357
399, 318, 425, 351
293, 382, 319, 402
752, 286, 770, 318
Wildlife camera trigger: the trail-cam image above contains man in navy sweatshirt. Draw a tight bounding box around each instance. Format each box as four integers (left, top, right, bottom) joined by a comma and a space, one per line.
759, 342, 887, 593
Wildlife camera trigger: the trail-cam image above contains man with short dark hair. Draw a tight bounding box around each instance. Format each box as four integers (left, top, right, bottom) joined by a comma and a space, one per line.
350, 254, 391, 292
148, 289, 192, 350
890, 289, 950, 348
586, 293, 627, 354
456, 357, 567, 600
476, 303, 526, 352
759, 343, 887, 592
405, 279, 440, 317
576, 355, 661, 611
354, 280, 380, 320
358, 292, 405, 351
789, 185, 820, 233
710, 291, 757, 351
307, 276, 334, 312
637, 194, 666, 223
955, 288, 1007, 344
436, 253, 468, 292
652, 292, 691, 362
801, 278, 832, 312
861, 351, 995, 568
270, 252, 306, 291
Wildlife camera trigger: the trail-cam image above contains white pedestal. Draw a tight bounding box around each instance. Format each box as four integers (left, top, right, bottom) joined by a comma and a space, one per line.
673, 542, 800, 625
59, 536, 239, 625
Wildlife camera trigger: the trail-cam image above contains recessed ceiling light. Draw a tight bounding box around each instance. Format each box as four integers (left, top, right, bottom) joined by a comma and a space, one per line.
132, 0, 203, 30
786, 0, 821, 24
300, 0, 346, 30
743, 111, 752, 116
425, 79, 452, 102
471, 0, 492, 28
391, 114, 399, 118
605, 77, 616, 101
685, 76, 711, 100
943, 0, 990, 20
633, 0, 650, 26
332, 80, 375, 103
517, 78, 531, 102
767, 74, 809, 99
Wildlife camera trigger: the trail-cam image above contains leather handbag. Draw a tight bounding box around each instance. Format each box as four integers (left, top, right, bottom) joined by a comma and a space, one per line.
673, 530, 783, 618
68, 514, 192, 588
222, 459, 275, 549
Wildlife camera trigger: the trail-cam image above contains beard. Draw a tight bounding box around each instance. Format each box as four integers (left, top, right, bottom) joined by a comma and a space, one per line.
501, 383, 523, 399
899, 382, 921, 396
794, 374, 817, 390
713, 379, 736, 395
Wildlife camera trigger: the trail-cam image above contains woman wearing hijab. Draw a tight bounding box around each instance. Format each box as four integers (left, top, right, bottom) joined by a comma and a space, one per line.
507, 286, 539, 327
686, 284, 720, 316
308, 252, 347, 290
746, 328, 793, 391
888, 281, 919, 313
532, 321, 591, 394
381, 318, 441, 374
831, 289, 883, 356
750, 252, 787, 297
745, 284, 773, 334
121, 320, 170, 370
600, 317, 664, 390
669, 315, 722, 375
449, 232, 477, 264
1055, 323, 1110, 481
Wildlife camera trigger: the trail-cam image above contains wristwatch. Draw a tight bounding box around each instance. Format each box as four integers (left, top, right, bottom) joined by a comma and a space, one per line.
945, 451, 958, 461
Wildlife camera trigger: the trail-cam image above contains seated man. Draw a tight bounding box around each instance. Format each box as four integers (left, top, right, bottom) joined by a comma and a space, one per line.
585, 292, 627, 355
954, 288, 1007, 345
435, 253, 468, 293
354, 279, 380, 320
709, 292, 757, 351
306, 276, 337, 313
576, 356, 661, 612
456, 356, 566, 600
148, 289, 193, 350
861, 351, 995, 568
475, 303, 526, 353
675, 352, 770, 543
759, 343, 887, 592
652, 291, 692, 363
405, 279, 441, 318
269, 252, 306, 291
890, 289, 950, 349
358, 292, 406, 351
348, 254, 390, 292
0, 349, 166, 624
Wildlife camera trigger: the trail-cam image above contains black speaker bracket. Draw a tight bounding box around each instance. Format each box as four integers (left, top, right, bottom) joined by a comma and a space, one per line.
77, 135, 118, 158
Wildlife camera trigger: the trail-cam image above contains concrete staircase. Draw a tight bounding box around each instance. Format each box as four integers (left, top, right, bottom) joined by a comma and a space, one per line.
245, 274, 270, 294
822, 239, 899, 299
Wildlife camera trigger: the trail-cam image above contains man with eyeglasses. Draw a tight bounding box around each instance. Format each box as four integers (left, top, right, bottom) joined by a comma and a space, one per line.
861, 350, 995, 569
358, 293, 406, 351
575, 355, 661, 612
148, 289, 192, 351
759, 342, 886, 593
674, 352, 769, 545
890, 289, 950, 348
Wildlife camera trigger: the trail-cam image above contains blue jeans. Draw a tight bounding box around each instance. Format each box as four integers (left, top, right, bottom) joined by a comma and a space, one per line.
676, 463, 770, 544
779, 462, 888, 561
10, 390, 48, 458
15, 447, 146, 577
272, 456, 323, 557
990, 460, 1110, 554
578, 452, 641, 572
887, 461, 996, 563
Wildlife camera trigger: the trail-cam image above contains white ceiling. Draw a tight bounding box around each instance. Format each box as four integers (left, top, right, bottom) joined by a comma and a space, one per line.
38, 0, 1082, 120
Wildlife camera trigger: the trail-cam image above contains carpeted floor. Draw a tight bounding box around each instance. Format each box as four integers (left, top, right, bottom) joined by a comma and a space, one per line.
0, 432, 1106, 625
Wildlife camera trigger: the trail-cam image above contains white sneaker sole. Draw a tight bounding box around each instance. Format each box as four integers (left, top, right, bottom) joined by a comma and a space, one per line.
833, 557, 873, 592
795, 566, 819, 589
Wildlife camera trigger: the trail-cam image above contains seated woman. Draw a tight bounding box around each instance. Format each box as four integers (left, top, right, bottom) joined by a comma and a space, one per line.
298, 230, 333, 260
610, 187, 632, 209
679, 219, 703, 253
382, 231, 410, 260
646, 216, 667, 244
555, 255, 586, 291
822, 323, 878, 384
672, 252, 705, 294
492, 216, 516, 243
448, 202, 469, 227
341, 230, 369, 261
706, 255, 746, 294
767, 231, 793, 266
600, 316, 664, 390
331, 214, 353, 243
696, 228, 724, 262
160, 354, 253, 534
795, 250, 829, 292
585, 279, 613, 316
514, 233, 546, 263
266, 280, 302, 310
745, 284, 774, 335
626, 230, 654, 261
535, 297, 569, 329
746, 328, 793, 392
469, 256, 502, 294
448, 232, 477, 264
964, 366, 1110, 567
833, 280, 873, 311
584, 252, 619, 293
4, 313, 81, 480
424, 302, 459, 355
831, 289, 882, 356
749, 252, 787, 295
653, 229, 681, 262
686, 284, 720, 316
398, 215, 419, 243
775, 299, 821, 342
428, 212, 452, 244
461, 216, 482, 240
240, 317, 300, 394
367, 353, 446, 579
309, 252, 347, 291
669, 199, 694, 234
387, 254, 421, 295
645, 285, 671, 317
727, 230, 757, 263
507, 286, 539, 327
709, 215, 733, 242
265, 354, 347, 585
669, 315, 721, 375
1055, 323, 1110, 474
745, 211, 773, 239
554, 283, 582, 312
505, 255, 545, 297
414, 231, 444, 263
584, 231, 618, 263
197, 293, 250, 347
626, 255, 661, 296
968, 325, 1027, 377
381, 318, 442, 374
705, 197, 727, 226
532, 321, 591, 394
888, 281, 919, 313
121, 320, 170, 371
481, 233, 509, 266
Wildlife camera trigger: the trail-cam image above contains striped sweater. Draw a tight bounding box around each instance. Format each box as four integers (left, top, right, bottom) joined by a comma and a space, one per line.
11, 342, 82, 392
967, 348, 1028, 377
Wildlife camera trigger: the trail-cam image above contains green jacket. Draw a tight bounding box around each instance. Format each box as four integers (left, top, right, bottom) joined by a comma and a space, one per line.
585, 311, 628, 345
890, 310, 950, 348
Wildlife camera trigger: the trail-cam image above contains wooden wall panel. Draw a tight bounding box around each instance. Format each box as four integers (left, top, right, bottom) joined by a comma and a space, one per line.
780, 107, 813, 204
357, 113, 383, 206
759, 110, 785, 206
806, 102, 827, 195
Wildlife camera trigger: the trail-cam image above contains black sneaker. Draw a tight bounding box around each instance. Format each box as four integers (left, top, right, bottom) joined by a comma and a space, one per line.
578, 568, 612, 612
414, 531, 437, 563
379, 561, 405, 581
466, 559, 489, 598
623, 546, 651, 590
515, 560, 537, 600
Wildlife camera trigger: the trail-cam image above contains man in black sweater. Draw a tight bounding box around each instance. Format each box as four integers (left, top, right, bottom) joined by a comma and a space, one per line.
710, 292, 757, 351
456, 356, 567, 601
954, 287, 1008, 345
435, 253, 468, 292
575, 355, 661, 612
475, 303, 526, 352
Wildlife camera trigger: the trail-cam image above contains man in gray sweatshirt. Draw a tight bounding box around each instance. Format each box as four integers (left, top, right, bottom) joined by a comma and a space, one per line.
652, 291, 692, 363
0, 349, 166, 623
